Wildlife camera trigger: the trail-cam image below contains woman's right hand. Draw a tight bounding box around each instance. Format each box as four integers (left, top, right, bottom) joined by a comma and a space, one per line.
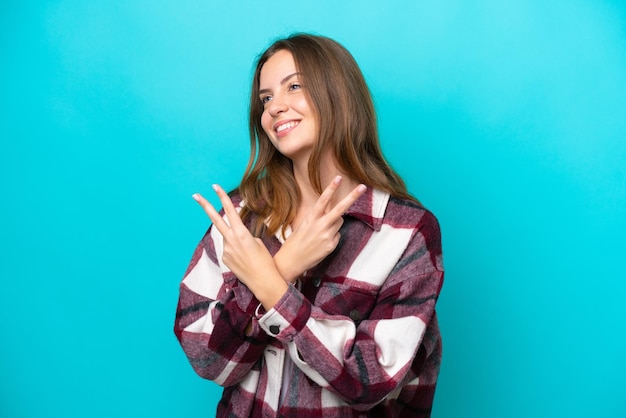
274, 176, 366, 282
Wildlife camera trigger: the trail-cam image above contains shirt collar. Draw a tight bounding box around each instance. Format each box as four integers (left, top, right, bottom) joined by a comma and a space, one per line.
344, 187, 390, 231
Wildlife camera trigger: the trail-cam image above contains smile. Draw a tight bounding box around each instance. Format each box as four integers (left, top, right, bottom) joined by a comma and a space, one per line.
275, 121, 299, 133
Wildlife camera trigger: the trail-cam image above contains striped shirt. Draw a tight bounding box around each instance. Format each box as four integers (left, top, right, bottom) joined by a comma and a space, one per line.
174, 188, 444, 417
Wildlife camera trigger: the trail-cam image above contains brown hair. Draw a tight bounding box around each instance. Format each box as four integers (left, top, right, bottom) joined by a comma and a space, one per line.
239, 33, 416, 237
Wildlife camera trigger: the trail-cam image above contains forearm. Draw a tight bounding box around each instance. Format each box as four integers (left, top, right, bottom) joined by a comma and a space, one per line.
273, 248, 304, 283
174, 227, 270, 386
175, 283, 269, 386
256, 267, 443, 406
247, 270, 290, 311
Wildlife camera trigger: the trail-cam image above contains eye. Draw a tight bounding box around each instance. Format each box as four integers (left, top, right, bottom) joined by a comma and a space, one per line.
260, 95, 272, 105
288, 83, 301, 91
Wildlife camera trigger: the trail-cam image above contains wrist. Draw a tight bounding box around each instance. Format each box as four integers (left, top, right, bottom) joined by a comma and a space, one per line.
250, 272, 289, 311
274, 249, 302, 283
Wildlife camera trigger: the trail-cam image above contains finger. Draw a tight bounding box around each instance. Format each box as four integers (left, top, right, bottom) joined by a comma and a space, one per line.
331, 216, 344, 232
192, 193, 231, 235
312, 175, 343, 215
211, 184, 246, 229
327, 184, 367, 218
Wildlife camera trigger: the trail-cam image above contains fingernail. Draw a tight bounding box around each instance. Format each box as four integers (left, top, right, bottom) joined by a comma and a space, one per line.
192, 193, 200, 201
357, 184, 367, 193
212, 184, 219, 191
334, 175, 342, 184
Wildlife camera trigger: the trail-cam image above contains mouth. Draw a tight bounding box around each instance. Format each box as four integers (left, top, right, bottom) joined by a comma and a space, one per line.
275, 120, 300, 134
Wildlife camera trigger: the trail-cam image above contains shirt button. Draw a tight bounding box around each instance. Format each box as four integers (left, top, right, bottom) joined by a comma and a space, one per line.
269, 325, 280, 335
349, 310, 361, 322
312, 277, 322, 287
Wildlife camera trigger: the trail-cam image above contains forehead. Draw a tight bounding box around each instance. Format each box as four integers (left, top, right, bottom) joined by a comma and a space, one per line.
259, 49, 298, 87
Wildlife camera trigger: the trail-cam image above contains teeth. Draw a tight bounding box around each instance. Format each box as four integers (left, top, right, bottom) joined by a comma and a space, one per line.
276, 121, 298, 133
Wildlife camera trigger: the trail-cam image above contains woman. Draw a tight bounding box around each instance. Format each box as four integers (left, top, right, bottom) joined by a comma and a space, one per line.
174, 34, 444, 417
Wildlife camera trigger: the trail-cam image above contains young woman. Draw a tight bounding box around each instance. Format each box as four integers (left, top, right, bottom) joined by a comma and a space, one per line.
174, 34, 444, 417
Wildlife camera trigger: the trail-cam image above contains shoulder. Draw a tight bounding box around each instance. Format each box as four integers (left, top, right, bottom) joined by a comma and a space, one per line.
226, 188, 244, 209
384, 196, 441, 232
385, 196, 444, 272
225, 188, 265, 233
218, 189, 250, 218
227, 188, 269, 214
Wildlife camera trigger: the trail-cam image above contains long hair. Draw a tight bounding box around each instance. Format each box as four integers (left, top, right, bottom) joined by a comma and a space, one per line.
239, 33, 416, 237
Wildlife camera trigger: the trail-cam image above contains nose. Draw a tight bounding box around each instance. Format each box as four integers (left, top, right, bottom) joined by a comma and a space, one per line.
268, 95, 288, 117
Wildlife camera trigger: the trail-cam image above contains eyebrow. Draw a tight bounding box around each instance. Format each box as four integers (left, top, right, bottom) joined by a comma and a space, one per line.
258, 72, 301, 96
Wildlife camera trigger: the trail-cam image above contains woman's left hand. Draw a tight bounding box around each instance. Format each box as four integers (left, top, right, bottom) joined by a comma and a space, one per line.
192, 185, 288, 309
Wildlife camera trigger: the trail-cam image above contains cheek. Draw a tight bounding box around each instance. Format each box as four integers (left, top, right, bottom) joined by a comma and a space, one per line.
296, 94, 315, 116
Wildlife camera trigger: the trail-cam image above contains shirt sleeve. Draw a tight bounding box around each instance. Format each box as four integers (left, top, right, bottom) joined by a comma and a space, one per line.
257, 209, 444, 409
174, 224, 270, 387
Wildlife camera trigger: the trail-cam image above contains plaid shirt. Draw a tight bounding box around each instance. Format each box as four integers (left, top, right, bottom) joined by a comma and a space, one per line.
174, 188, 444, 417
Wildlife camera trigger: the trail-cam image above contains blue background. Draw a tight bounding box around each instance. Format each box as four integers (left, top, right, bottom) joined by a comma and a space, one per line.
1, 1, 625, 417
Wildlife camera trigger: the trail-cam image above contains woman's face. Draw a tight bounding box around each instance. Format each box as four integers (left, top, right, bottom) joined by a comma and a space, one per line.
259, 49, 318, 164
